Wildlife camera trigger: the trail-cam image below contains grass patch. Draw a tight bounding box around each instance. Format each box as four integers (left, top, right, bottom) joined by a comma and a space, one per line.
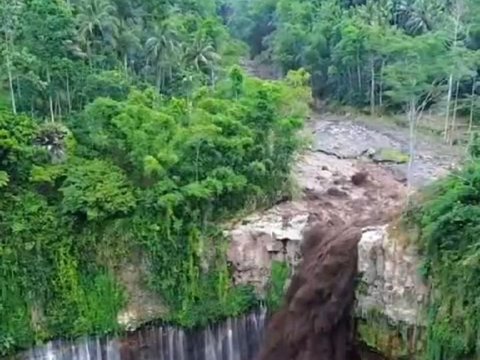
376, 148, 409, 163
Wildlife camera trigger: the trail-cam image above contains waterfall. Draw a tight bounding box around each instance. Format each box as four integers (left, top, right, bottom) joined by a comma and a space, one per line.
17, 308, 267, 360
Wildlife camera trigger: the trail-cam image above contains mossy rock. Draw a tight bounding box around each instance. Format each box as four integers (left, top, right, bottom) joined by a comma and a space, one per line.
358, 310, 425, 359
373, 148, 409, 164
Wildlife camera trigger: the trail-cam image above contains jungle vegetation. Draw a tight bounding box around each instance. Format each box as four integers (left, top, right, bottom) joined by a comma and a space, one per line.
405, 141, 480, 360
226, 0, 480, 145
3, 0, 480, 358
0, 0, 310, 354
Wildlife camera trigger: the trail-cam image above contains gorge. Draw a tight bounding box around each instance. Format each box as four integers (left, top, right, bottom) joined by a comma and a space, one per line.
8, 110, 453, 360
2, 0, 479, 359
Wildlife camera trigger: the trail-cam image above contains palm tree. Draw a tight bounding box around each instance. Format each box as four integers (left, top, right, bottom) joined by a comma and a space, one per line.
110, 0, 144, 74
184, 31, 221, 85
113, 23, 141, 73
144, 19, 181, 91
75, 0, 119, 67
394, 0, 447, 35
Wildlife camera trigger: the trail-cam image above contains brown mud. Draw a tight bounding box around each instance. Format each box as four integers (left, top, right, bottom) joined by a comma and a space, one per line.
258, 223, 366, 360
243, 58, 458, 360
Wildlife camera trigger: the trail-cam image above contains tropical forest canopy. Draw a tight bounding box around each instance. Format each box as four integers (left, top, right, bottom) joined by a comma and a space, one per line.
0, 0, 310, 354
3, 0, 480, 359
227, 0, 480, 143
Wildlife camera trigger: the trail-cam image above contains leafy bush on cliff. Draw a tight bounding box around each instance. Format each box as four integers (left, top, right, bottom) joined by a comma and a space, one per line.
412, 161, 480, 359
0, 68, 309, 354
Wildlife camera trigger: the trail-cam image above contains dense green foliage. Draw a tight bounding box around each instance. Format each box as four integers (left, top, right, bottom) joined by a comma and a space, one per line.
265, 261, 290, 311
0, 0, 245, 118
0, 70, 309, 354
226, 0, 480, 120
8, 0, 480, 358
0, 0, 311, 355
407, 151, 480, 359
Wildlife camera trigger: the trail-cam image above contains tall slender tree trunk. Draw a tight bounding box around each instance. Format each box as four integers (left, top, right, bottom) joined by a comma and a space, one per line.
379, 59, 385, 108
16, 76, 21, 100
46, 68, 55, 122
156, 70, 162, 92
211, 68, 216, 89
123, 54, 128, 74
370, 57, 375, 115
450, 80, 461, 146
56, 93, 62, 119
6, 46, 17, 115
356, 49, 362, 94
407, 98, 417, 195
444, 74, 454, 141
160, 68, 165, 90
445, 10, 461, 141
348, 68, 354, 102
467, 77, 476, 153
66, 74, 72, 114
195, 143, 200, 182
87, 41, 93, 69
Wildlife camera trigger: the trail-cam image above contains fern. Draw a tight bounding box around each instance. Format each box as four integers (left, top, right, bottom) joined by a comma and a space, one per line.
0, 171, 9, 188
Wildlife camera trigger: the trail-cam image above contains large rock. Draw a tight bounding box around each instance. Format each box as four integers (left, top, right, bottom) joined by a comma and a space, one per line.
357, 226, 427, 325
116, 260, 166, 330
356, 226, 427, 358
227, 206, 310, 294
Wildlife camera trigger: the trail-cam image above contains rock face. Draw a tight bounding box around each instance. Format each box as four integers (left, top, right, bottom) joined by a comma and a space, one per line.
356, 226, 428, 358
228, 215, 426, 328
117, 260, 166, 330
357, 226, 427, 326
228, 214, 428, 358
227, 207, 309, 293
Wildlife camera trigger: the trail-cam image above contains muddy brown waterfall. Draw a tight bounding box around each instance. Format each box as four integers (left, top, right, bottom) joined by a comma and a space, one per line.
258, 223, 363, 360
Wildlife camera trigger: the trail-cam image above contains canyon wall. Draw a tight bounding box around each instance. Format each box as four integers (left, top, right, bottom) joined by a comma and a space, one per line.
228, 212, 427, 358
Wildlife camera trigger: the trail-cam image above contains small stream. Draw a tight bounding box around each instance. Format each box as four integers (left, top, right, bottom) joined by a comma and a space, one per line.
16, 308, 267, 360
